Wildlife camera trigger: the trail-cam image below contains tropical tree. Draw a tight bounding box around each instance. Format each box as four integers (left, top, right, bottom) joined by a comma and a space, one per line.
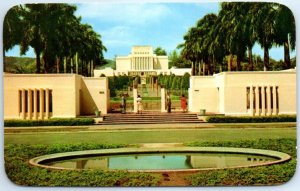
251, 3, 277, 71
154, 47, 167, 56
273, 4, 295, 69
5, 4, 106, 74
3, 6, 23, 72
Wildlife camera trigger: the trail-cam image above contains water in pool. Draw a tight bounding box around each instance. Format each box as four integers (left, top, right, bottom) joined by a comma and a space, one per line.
43, 152, 277, 170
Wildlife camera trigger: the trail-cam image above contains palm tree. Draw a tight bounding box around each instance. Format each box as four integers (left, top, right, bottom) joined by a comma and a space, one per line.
273, 3, 295, 69
3, 6, 23, 72
252, 3, 277, 71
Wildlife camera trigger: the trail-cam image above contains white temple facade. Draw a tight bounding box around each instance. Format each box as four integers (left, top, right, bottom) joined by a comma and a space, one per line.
94, 46, 191, 77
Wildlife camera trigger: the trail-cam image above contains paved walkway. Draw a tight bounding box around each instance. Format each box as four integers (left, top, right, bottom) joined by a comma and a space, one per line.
4, 122, 296, 134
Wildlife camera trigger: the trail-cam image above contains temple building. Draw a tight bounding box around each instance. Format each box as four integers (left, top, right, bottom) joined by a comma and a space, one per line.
188, 68, 296, 116
94, 46, 192, 78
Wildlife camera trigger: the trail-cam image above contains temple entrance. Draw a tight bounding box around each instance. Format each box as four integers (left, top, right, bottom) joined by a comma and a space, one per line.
109, 75, 162, 113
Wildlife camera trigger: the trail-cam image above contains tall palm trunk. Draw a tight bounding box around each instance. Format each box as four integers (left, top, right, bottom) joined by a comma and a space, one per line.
36, 50, 41, 73
248, 46, 253, 71
191, 61, 195, 76
284, 39, 291, 69
236, 55, 241, 71
263, 46, 269, 71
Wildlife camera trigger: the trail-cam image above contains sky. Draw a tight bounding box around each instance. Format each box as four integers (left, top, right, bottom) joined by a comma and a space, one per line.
5, 2, 296, 61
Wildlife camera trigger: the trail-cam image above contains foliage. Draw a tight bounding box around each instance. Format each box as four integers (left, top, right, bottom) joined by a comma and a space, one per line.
4, 56, 36, 73
153, 46, 167, 56
157, 73, 190, 90
206, 115, 296, 123
4, 4, 106, 74
4, 118, 94, 127
185, 138, 296, 186
108, 75, 133, 97
178, 2, 296, 75
4, 143, 160, 186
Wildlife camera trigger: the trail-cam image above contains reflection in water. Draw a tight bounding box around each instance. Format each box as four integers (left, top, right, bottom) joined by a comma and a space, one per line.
45, 153, 277, 170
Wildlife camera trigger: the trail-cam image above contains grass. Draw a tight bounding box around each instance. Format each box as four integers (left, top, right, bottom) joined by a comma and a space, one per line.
5, 127, 296, 145
5, 143, 160, 186
185, 138, 296, 186
4, 125, 296, 186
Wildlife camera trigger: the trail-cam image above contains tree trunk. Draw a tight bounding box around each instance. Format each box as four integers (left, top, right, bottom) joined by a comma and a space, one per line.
248, 47, 253, 71
36, 51, 41, 73
284, 39, 291, 69
236, 55, 241, 71
228, 54, 233, 71
263, 46, 269, 71
191, 61, 195, 76
56, 57, 60, 73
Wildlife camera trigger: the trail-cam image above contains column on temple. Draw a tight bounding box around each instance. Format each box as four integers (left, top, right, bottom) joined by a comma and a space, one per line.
255, 85, 260, 116
249, 86, 254, 116
21, 89, 26, 119
273, 85, 277, 115
40, 89, 44, 119
142, 56, 145, 70
46, 88, 50, 119
33, 89, 37, 120
267, 86, 272, 115
28, 89, 32, 119
261, 86, 266, 116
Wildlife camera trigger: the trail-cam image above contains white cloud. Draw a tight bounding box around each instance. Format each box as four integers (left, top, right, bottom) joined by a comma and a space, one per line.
75, 3, 172, 26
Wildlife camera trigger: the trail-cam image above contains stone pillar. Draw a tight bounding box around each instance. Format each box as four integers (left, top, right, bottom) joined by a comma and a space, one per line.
33, 89, 38, 120
45, 89, 50, 119
161, 88, 166, 112
267, 86, 272, 116
249, 86, 254, 116
255, 86, 260, 116
273, 85, 277, 115
28, 89, 32, 120
150, 57, 153, 69
133, 88, 138, 113
40, 89, 44, 119
261, 86, 266, 116
21, 89, 26, 119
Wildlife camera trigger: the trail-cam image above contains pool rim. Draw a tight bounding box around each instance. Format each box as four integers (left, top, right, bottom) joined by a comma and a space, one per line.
29, 147, 291, 172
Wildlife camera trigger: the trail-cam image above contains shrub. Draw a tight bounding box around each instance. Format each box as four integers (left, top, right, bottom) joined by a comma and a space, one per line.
206, 115, 296, 123
4, 118, 94, 127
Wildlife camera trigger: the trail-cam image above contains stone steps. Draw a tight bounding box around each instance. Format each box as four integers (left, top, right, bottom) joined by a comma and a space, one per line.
100, 112, 203, 125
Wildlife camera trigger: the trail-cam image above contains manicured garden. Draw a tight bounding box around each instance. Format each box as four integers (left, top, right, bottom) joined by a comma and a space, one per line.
4, 138, 296, 186
185, 138, 296, 186
4, 126, 296, 186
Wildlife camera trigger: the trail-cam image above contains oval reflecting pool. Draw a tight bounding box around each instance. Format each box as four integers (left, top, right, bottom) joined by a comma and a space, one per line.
42, 153, 277, 170
30, 147, 291, 172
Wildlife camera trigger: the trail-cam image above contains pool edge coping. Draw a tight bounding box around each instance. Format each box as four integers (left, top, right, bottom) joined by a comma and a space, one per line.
29, 147, 292, 172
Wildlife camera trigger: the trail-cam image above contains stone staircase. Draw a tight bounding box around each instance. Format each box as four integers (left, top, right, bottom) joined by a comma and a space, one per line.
100, 112, 203, 125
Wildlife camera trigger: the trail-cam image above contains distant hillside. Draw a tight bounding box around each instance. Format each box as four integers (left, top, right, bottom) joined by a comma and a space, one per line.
4, 56, 36, 73
97, 59, 116, 70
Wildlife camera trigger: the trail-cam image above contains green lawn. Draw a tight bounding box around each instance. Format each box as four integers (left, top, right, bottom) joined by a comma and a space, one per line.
5, 127, 296, 145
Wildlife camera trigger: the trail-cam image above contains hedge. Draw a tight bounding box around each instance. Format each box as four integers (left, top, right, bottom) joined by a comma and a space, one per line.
206, 115, 296, 123
4, 118, 94, 127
